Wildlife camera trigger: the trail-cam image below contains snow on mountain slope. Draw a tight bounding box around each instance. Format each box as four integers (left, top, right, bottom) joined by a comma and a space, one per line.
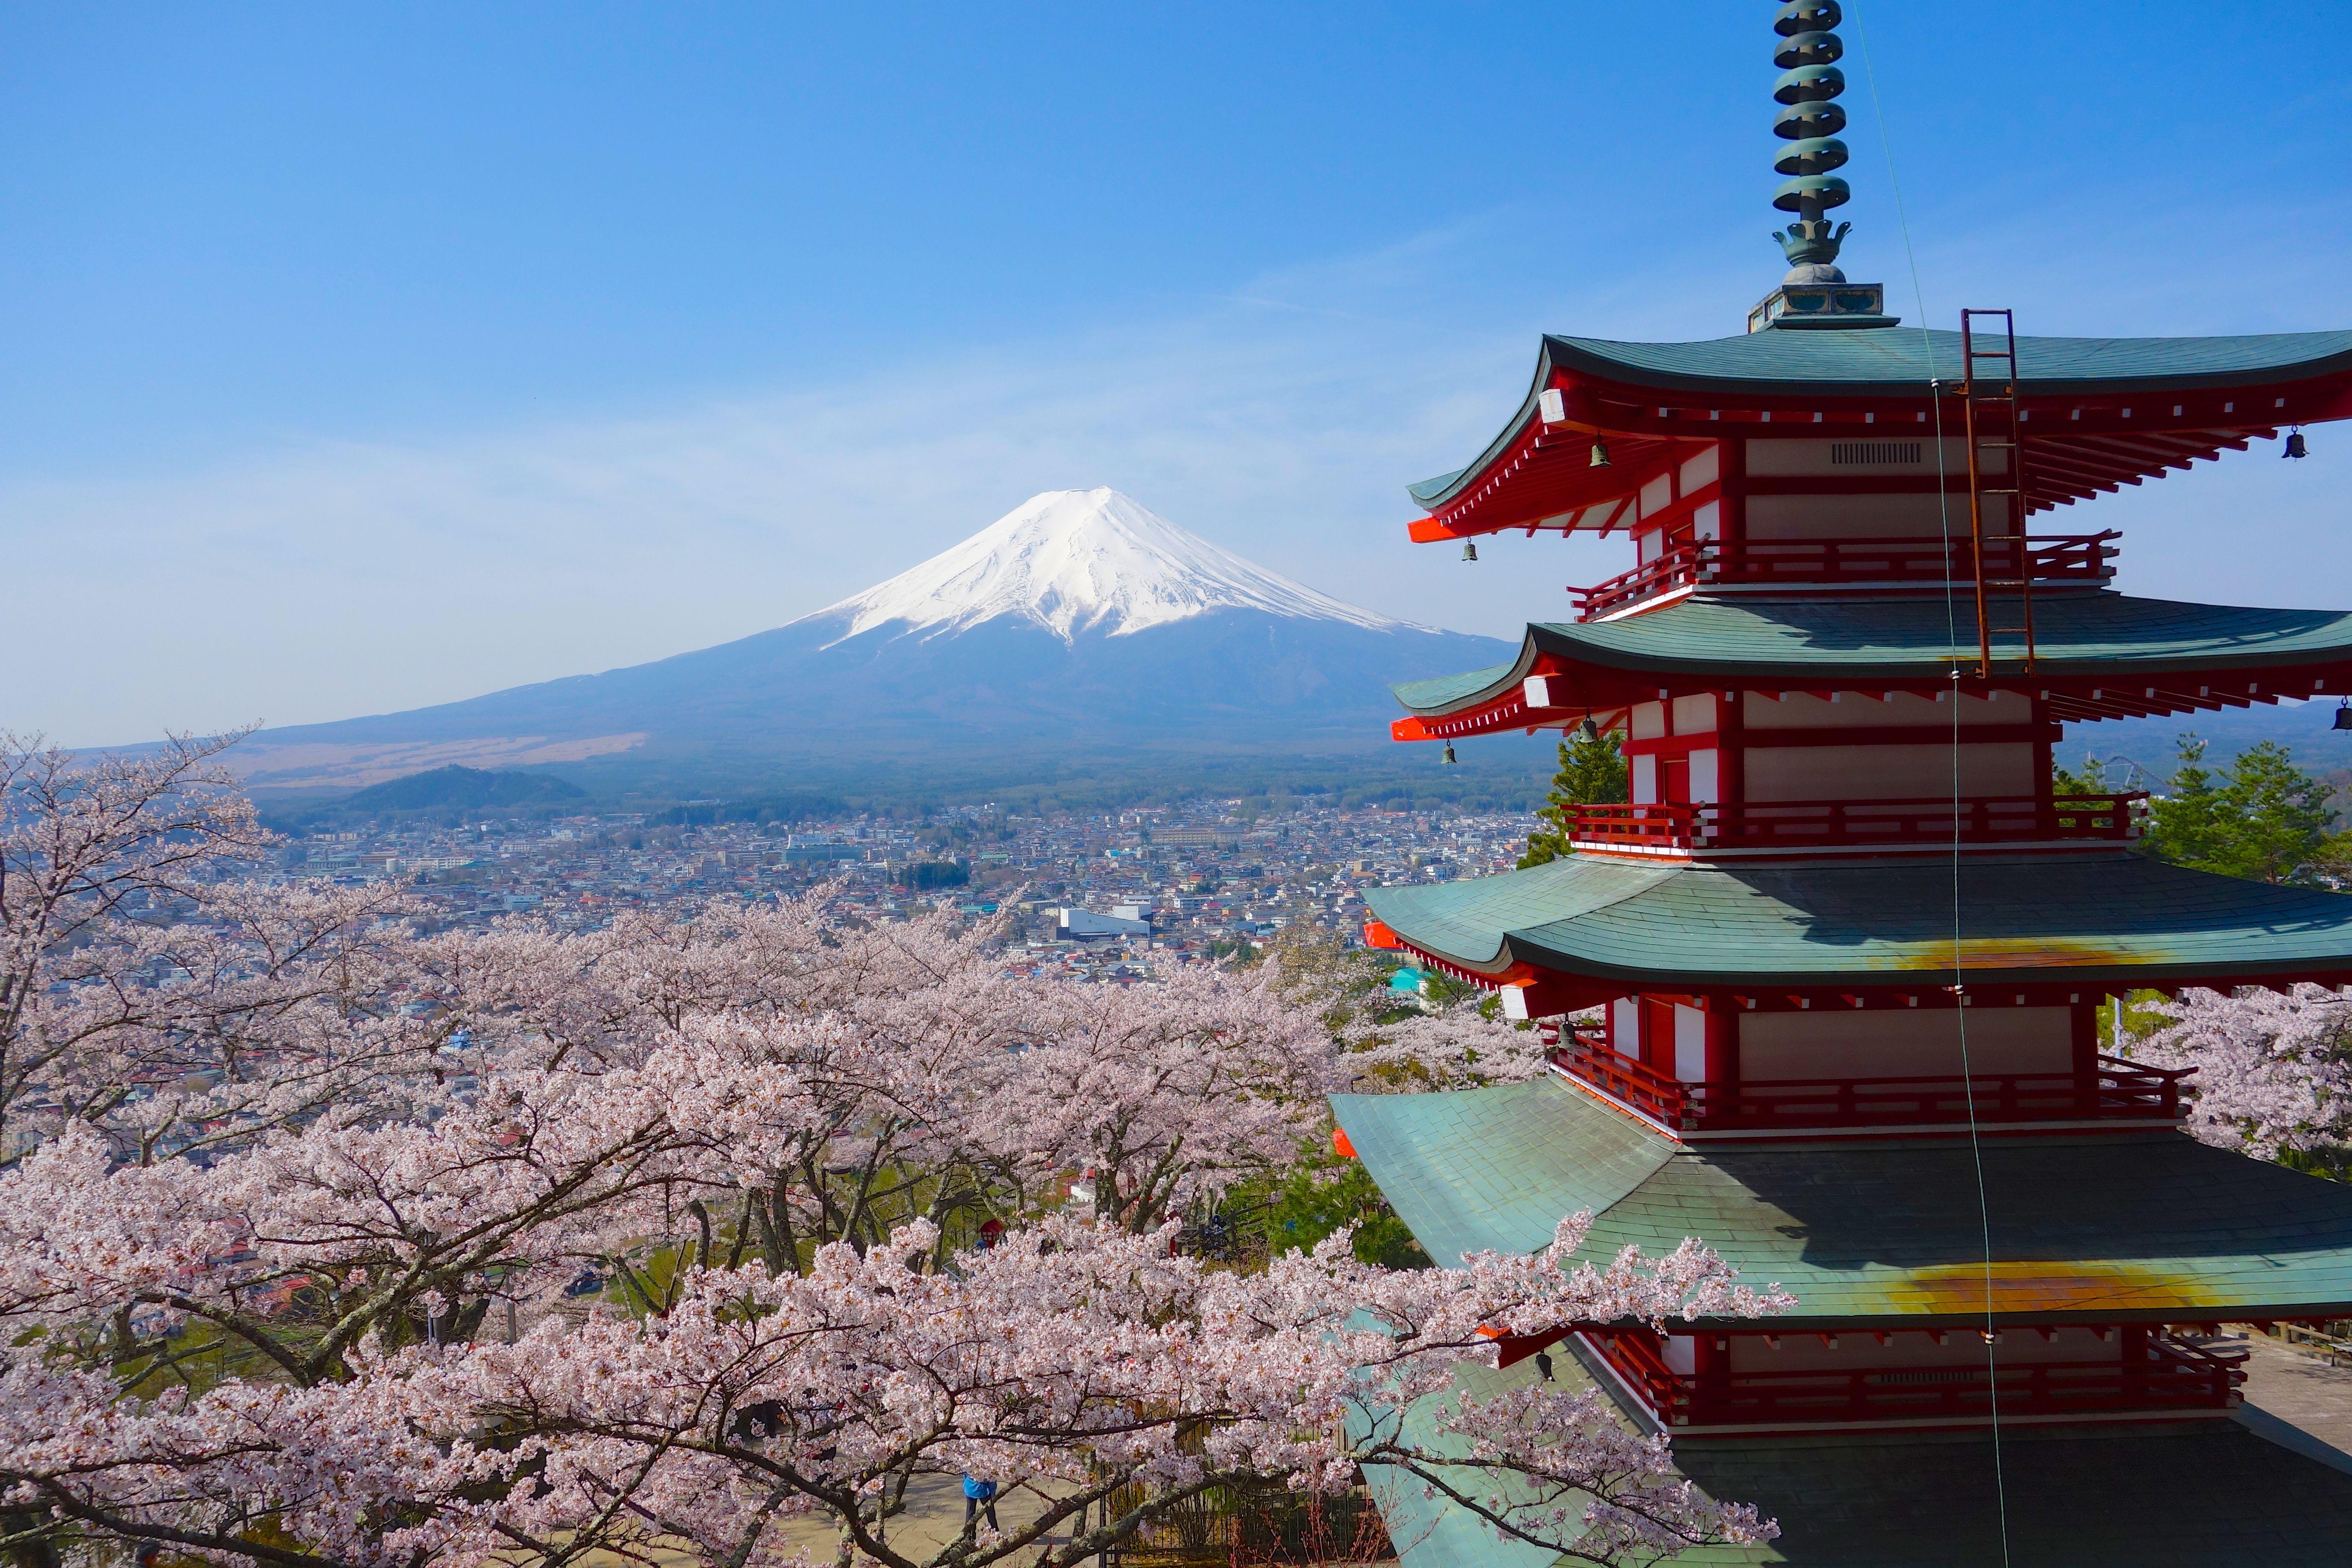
809, 488, 1413, 643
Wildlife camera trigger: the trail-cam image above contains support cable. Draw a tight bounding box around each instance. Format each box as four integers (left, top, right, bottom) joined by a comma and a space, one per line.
1847, 8, 2014, 1562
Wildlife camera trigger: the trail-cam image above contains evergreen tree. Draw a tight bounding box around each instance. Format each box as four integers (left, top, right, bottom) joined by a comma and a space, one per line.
2140, 735, 2349, 886
1519, 727, 1629, 868
2052, 753, 2116, 796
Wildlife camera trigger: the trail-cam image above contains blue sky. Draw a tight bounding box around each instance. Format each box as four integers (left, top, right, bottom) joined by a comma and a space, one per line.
5, 2, 2349, 745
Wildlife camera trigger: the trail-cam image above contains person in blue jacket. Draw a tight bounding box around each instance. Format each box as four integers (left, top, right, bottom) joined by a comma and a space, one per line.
962, 1474, 1001, 1532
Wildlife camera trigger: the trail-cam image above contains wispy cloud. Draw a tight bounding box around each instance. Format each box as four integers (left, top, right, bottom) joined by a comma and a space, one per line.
9, 193, 2347, 748
3, 216, 1605, 746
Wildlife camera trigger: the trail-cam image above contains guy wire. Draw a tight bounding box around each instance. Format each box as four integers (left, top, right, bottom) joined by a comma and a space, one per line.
1847, 8, 2014, 1563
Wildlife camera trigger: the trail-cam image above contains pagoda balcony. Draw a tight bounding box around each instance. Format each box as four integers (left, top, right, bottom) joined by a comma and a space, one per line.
1549, 1028, 2190, 1138
1567, 793, 2147, 855
1581, 1329, 2246, 1432
1570, 531, 2120, 622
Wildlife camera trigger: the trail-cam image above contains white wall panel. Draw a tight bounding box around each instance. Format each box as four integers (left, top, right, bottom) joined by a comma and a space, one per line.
1674, 1004, 1709, 1082
1681, 445, 1722, 492
1745, 437, 1984, 476
1739, 1006, 2071, 1079
1689, 748, 1719, 803
1746, 493, 2015, 539
1611, 997, 1639, 1056
1743, 743, 2037, 801
1743, 691, 2030, 730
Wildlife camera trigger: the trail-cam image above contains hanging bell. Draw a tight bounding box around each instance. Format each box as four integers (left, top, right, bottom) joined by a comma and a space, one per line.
1440, 744, 1458, 766
1589, 439, 1612, 468
1461, 541, 1478, 562
1576, 717, 1602, 743
2285, 429, 2309, 459
2334, 699, 2352, 732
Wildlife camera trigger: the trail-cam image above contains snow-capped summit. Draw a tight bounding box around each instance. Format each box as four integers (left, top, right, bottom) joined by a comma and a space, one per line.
808, 488, 1411, 643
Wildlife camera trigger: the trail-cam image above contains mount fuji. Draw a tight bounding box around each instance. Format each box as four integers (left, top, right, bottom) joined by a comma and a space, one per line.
227, 490, 1517, 794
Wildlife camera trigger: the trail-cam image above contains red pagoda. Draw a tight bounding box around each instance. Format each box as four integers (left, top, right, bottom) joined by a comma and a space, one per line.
1332, 4, 2352, 1562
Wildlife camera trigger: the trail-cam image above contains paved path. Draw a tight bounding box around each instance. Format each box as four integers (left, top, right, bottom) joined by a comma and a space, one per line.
759, 1473, 1088, 1566
2238, 1331, 2352, 1458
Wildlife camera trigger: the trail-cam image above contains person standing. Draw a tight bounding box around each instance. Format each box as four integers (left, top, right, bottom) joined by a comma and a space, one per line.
962, 1474, 1001, 1532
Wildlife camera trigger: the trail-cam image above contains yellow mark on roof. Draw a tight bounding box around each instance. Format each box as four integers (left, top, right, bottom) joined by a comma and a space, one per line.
1887, 936, 2175, 972
1886, 1260, 2225, 1317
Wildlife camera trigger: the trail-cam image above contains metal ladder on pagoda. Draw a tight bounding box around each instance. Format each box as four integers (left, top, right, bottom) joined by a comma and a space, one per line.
1961, 309, 2033, 675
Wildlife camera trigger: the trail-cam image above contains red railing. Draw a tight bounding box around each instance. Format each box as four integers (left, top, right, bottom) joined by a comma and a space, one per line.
1568, 794, 2146, 851
1585, 1329, 2243, 1428
1550, 1035, 2190, 1133
1553, 1023, 1690, 1126
1571, 532, 2119, 620
1565, 802, 1705, 848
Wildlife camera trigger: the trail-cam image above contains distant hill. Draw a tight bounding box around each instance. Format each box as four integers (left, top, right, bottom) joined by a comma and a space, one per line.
2061, 699, 2352, 787
206, 489, 1531, 799
263, 765, 587, 832
343, 765, 587, 812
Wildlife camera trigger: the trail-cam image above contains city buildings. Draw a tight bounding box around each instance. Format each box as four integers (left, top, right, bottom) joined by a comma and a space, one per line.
266, 799, 1533, 972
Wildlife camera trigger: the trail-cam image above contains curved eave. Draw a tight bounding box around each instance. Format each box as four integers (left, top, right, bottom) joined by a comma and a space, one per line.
1332, 1077, 2352, 1330
1404, 328, 2352, 541
1539, 328, 2352, 403
1361, 854, 2352, 995
1388, 592, 2352, 735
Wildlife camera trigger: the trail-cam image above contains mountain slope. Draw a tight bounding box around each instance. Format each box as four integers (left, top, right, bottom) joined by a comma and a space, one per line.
819, 487, 1406, 641
341, 765, 586, 812
227, 490, 1517, 790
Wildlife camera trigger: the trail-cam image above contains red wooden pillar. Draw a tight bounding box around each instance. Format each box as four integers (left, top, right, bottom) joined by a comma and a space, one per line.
1692, 1333, 1731, 1425
1718, 687, 1745, 816
1706, 1003, 1738, 1083
2071, 1001, 2099, 1074
1719, 437, 1746, 548
2032, 694, 2057, 811
1642, 996, 1677, 1074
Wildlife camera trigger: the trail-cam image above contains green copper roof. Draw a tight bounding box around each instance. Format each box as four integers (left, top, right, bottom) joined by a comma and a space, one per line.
1353, 1352, 1632, 1568
1362, 1344, 2352, 1567
1362, 852, 2352, 989
1406, 328, 2352, 507
1393, 658, 1521, 714
1545, 327, 2352, 398
1663, 1418, 2352, 1566
1390, 592, 2352, 714
1331, 1078, 2352, 1327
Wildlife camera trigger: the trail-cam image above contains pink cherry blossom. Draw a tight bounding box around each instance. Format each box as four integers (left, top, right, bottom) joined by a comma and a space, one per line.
0, 736, 1785, 1568
2128, 983, 2352, 1158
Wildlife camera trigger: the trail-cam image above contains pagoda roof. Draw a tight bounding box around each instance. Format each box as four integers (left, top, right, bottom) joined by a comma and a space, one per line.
1365, 1344, 2352, 1567
1360, 853, 2352, 994
1390, 591, 2352, 733
1659, 1418, 2352, 1565
1406, 328, 2352, 540
1330, 1077, 2352, 1329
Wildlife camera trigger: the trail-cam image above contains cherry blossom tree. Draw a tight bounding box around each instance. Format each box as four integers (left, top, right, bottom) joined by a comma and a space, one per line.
1256, 924, 1552, 1093
965, 960, 1338, 1231
1, 1154, 1783, 1568
1345, 995, 1558, 1091
0, 738, 1788, 1568
3, 732, 437, 1165
2128, 983, 2352, 1158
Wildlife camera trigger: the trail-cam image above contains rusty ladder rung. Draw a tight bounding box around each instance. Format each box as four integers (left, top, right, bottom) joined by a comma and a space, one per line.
1961, 307, 2034, 676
